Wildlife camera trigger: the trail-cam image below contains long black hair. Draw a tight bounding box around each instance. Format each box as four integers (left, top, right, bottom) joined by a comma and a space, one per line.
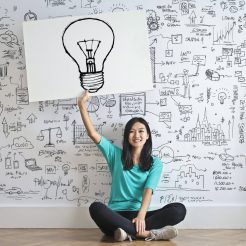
121, 117, 153, 172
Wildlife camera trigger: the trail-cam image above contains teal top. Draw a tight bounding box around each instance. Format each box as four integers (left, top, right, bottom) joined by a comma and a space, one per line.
97, 136, 163, 211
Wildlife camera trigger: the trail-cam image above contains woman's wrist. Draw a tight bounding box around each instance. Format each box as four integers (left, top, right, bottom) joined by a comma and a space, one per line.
78, 103, 86, 110
138, 209, 146, 219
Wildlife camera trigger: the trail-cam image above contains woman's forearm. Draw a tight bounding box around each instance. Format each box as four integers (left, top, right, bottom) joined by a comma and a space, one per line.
78, 91, 101, 144
138, 188, 152, 218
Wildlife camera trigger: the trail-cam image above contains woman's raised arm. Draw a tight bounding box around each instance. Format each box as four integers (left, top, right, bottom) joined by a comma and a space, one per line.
77, 90, 101, 144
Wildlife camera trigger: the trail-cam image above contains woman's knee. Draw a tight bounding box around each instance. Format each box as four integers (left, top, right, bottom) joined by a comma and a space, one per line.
89, 201, 105, 217
174, 202, 186, 222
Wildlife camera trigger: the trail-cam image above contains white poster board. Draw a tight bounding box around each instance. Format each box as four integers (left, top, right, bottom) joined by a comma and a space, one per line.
23, 10, 153, 102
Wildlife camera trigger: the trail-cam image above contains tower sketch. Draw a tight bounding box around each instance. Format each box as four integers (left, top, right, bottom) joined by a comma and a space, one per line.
182, 108, 227, 146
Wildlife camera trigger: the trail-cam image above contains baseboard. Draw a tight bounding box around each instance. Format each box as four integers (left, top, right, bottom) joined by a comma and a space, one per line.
0, 206, 246, 229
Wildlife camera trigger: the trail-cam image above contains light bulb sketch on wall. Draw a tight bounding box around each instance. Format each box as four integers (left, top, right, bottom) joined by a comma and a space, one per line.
218, 92, 227, 104
62, 18, 115, 93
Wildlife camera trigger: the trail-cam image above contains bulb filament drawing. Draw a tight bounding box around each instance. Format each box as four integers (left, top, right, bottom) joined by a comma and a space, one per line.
62, 18, 115, 93
78, 39, 100, 73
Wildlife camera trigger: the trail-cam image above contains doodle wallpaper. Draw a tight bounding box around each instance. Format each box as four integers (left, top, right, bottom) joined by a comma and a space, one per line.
0, 0, 246, 209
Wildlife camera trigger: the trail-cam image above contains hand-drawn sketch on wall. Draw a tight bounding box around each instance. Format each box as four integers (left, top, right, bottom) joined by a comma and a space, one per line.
37, 127, 63, 147
62, 18, 115, 93
72, 120, 103, 144
23, 10, 153, 101
0, 0, 246, 209
178, 108, 228, 146
157, 164, 208, 191
24, 10, 38, 21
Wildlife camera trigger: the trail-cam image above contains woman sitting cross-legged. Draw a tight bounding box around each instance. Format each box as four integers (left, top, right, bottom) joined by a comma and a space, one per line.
78, 90, 186, 241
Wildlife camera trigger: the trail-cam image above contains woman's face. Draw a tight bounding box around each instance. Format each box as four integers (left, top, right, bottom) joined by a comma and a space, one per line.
128, 122, 149, 149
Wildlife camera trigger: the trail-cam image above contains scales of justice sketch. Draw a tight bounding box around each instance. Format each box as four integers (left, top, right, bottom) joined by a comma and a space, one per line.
62, 18, 115, 93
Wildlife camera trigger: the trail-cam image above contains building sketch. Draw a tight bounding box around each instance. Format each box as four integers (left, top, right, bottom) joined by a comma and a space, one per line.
157, 164, 208, 191
181, 109, 227, 146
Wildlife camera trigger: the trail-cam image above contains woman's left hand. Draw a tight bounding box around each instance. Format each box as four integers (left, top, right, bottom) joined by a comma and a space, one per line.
132, 216, 146, 234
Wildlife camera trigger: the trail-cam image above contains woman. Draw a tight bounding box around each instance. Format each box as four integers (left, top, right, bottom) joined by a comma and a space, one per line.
78, 91, 186, 241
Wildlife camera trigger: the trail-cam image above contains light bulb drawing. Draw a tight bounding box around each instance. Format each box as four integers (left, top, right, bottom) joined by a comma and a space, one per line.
218, 92, 227, 104
62, 164, 70, 175
62, 18, 115, 93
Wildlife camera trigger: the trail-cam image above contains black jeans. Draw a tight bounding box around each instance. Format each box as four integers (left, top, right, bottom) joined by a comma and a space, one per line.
89, 201, 186, 237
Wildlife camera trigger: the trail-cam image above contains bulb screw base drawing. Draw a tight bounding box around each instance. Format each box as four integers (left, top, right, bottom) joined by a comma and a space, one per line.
80, 71, 104, 93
